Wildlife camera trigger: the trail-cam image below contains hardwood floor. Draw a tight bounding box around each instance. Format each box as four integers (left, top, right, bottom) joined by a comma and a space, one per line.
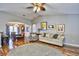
37, 41, 79, 56
0, 39, 79, 56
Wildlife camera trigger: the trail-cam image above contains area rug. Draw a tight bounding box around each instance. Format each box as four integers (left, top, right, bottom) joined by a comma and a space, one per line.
7, 43, 64, 56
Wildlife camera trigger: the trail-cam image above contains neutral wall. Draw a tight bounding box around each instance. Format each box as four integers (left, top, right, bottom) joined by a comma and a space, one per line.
34, 14, 79, 46
0, 11, 31, 33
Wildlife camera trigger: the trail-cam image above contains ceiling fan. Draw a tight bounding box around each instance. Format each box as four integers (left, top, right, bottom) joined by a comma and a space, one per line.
26, 3, 46, 13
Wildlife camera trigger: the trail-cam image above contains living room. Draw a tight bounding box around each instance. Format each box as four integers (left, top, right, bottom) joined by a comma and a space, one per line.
0, 3, 79, 56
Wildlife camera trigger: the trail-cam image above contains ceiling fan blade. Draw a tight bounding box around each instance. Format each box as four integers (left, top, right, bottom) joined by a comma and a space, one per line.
41, 3, 45, 6
40, 7, 46, 11
42, 7, 46, 11
31, 3, 34, 5
26, 6, 33, 9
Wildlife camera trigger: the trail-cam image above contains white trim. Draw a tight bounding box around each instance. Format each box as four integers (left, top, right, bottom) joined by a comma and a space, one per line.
64, 43, 79, 48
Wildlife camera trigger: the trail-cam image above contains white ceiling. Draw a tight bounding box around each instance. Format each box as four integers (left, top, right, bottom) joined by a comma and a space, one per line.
0, 3, 79, 20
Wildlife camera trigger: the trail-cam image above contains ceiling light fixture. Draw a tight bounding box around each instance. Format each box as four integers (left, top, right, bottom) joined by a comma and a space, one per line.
33, 3, 45, 13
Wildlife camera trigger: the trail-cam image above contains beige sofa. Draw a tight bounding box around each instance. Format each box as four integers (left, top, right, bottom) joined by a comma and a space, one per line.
39, 33, 64, 46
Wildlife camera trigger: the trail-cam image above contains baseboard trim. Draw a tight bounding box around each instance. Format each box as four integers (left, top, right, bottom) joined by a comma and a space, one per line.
64, 43, 79, 48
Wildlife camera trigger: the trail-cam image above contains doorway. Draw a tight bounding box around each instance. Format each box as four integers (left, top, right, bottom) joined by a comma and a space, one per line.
6, 22, 25, 47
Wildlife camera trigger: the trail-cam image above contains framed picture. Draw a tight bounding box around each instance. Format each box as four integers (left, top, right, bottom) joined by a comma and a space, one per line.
57, 24, 65, 32
41, 22, 47, 30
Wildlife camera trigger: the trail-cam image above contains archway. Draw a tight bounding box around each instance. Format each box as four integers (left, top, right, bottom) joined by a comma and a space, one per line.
5, 22, 31, 49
